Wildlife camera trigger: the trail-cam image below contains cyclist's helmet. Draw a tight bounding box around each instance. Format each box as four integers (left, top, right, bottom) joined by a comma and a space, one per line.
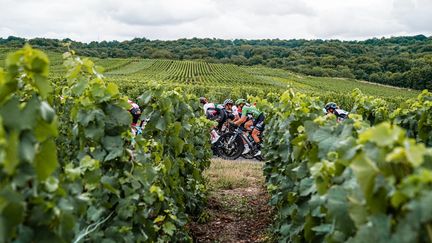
325, 102, 338, 111
235, 98, 246, 106
223, 99, 234, 106
199, 97, 207, 104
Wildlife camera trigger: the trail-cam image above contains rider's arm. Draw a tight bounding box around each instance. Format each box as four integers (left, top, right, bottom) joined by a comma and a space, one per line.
234, 115, 247, 126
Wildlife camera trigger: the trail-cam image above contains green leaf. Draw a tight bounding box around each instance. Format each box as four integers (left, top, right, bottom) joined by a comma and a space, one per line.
64, 163, 81, 180
102, 136, 124, 161
44, 176, 59, 192
358, 122, 403, 147
279, 223, 290, 236
34, 117, 58, 142
156, 116, 167, 131
21, 95, 40, 130
0, 188, 25, 239
1, 202, 25, 236
33, 74, 52, 99
312, 224, 332, 234
347, 214, 391, 243
390, 191, 407, 208
34, 139, 58, 181
150, 185, 165, 201
77, 109, 105, 140
30, 50, 49, 75
404, 140, 427, 167
3, 131, 19, 175
39, 101, 55, 123
90, 82, 105, 101
154, 215, 165, 223
0, 96, 21, 131
71, 77, 88, 96
66, 63, 81, 79
19, 132, 36, 163
327, 186, 355, 233
104, 104, 130, 135
171, 137, 185, 156
162, 222, 176, 236
351, 152, 379, 197
80, 155, 99, 171
0, 78, 17, 104
106, 83, 119, 97
101, 176, 119, 195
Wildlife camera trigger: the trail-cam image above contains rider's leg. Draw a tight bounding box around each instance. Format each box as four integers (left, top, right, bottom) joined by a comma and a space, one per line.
242, 135, 251, 154
252, 129, 262, 157
252, 114, 265, 144
252, 128, 261, 143
245, 120, 253, 131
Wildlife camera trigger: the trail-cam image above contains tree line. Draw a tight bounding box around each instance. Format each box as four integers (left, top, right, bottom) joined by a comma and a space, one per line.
1, 35, 431, 90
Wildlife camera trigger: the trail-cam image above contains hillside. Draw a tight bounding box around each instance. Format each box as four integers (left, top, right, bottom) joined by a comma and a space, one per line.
1, 35, 432, 90
0, 48, 416, 102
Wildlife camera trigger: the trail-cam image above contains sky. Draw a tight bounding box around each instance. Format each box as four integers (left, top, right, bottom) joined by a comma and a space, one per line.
0, 0, 431, 42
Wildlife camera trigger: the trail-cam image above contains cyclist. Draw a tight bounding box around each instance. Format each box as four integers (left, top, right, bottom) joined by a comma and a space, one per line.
235, 98, 247, 118
204, 98, 235, 143
234, 99, 265, 156
128, 99, 142, 135
200, 97, 216, 116
215, 99, 235, 131
324, 102, 349, 122
232, 103, 239, 120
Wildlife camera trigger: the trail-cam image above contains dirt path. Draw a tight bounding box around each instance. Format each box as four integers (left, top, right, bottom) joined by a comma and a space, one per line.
189, 159, 273, 243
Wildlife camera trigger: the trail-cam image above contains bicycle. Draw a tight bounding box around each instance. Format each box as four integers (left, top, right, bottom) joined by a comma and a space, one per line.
215, 125, 263, 161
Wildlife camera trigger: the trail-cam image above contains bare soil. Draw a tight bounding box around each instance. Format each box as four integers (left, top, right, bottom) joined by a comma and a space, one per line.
188, 159, 273, 243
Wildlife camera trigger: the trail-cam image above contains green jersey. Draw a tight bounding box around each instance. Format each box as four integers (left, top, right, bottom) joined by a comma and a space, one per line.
242, 105, 262, 119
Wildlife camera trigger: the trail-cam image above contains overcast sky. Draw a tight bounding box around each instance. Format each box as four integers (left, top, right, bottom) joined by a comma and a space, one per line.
0, 0, 431, 42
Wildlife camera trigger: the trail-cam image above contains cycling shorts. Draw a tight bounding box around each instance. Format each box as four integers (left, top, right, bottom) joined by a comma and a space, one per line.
253, 113, 265, 132
130, 107, 141, 124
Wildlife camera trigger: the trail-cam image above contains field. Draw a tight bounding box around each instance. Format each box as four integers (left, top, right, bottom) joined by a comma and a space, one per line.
101, 58, 420, 100
1, 46, 418, 100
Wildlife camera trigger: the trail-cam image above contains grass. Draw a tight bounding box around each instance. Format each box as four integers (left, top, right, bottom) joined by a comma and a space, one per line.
205, 158, 264, 190
189, 158, 273, 242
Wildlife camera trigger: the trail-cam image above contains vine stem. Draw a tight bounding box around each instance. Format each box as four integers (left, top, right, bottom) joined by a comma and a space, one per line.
426, 223, 432, 243
72, 211, 114, 243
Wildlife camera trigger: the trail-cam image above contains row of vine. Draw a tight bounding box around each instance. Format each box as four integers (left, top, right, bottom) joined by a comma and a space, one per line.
261, 88, 432, 242
0, 45, 213, 242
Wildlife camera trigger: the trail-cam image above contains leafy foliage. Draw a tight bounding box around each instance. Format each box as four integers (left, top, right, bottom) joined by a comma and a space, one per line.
262, 89, 432, 243
0, 45, 212, 242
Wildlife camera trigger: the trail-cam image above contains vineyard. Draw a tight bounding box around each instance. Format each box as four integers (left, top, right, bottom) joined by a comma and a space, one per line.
1, 45, 432, 242
0, 46, 213, 242
260, 88, 432, 242
1, 47, 418, 101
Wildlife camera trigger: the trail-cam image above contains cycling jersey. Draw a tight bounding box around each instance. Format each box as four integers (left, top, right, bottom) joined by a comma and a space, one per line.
232, 105, 239, 117
128, 100, 141, 125
242, 105, 262, 119
335, 109, 349, 122
203, 103, 215, 113
335, 109, 349, 119
215, 108, 234, 130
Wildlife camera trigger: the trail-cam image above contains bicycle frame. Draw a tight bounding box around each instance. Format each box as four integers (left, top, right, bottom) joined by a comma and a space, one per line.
228, 127, 254, 148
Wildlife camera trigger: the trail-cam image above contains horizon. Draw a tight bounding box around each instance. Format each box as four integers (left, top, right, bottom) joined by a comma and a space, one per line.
1, 0, 431, 43
1, 34, 430, 45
